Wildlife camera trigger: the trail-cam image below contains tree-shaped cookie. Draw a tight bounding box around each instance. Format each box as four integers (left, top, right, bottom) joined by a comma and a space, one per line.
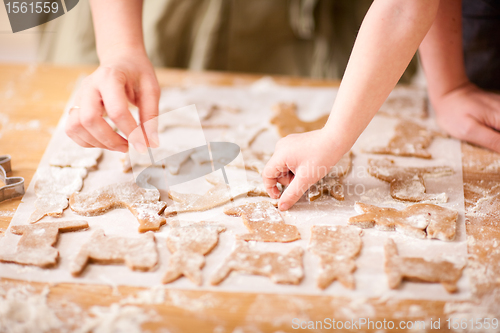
70, 229, 158, 276
349, 202, 458, 241
270, 102, 328, 137
308, 152, 353, 201
69, 181, 167, 232
0, 220, 88, 267
164, 175, 268, 217
309, 225, 362, 289
368, 158, 454, 202
29, 167, 88, 223
210, 241, 304, 285
384, 239, 464, 293
365, 120, 444, 159
163, 222, 225, 286
223, 201, 301, 242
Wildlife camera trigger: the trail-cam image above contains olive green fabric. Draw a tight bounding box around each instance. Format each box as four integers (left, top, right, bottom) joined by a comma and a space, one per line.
38, 0, 416, 82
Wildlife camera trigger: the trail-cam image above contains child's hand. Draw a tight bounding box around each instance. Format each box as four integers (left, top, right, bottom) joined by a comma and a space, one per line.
433, 83, 500, 153
65, 48, 160, 153
262, 129, 346, 211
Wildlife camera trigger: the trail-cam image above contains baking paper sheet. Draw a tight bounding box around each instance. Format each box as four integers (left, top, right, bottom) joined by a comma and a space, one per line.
0, 79, 470, 301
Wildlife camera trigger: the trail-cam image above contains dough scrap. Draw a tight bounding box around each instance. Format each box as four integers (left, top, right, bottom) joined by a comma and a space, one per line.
70, 229, 158, 276
50, 143, 102, 170
122, 149, 192, 175
0, 220, 89, 268
365, 120, 444, 159
384, 239, 464, 293
29, 167, 88, 223
163, 222, 225, 285
308, 152, 353, 201
210, 241, 304, 285
368, 158, 454, 202
309, 225, 362, 289
349, 202, 458, 241
270, 102, 328, 137
224, 201, 300, 242
69, 181, 167, 233
164, 175, 268, 217
378, 86, 428, 119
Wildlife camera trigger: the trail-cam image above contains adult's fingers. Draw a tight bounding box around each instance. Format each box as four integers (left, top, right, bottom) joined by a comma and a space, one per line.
136, 76, 161, 148
66, 109, 107, 149
99, 74, 138, 138
79, 83, 129, 152
462, 117, 500, 153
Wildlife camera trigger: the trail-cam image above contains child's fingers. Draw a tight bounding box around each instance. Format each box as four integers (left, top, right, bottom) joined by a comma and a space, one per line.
278, 169, 312, 211
262, 154, 290, 199
136, 76, 161, 148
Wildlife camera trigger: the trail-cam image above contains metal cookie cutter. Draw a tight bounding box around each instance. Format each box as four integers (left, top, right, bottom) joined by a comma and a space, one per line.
0, 155, 25, 202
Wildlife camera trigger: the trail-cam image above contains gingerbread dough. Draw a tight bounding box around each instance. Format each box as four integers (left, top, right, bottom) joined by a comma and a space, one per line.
164, 175, 268, 217
70, 229, 158, 276
270, 102, 328, 137
368, 158, 454, 202
69, 181, 167, 232
210, 242, 304, 285
309, 225, 362, 289
50, 143, 102, 169
349, 202, 458, 241
365, 120, 444, 159
224, 201, 300, 242
0, 220, 88, 268
163, 222, 225, 285
29, 167, 88, 223
384, 239, 464, 293
308, 152, 353, 201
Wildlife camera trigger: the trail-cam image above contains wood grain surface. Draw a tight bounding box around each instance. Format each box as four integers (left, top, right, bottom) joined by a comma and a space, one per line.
0, 63, 499, 332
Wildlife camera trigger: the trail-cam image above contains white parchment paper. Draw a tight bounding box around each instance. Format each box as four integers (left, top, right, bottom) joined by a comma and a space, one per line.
0, 79, 470, 301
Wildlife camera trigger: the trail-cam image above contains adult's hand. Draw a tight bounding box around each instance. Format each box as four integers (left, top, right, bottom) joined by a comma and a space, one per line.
65, 49, 160, 153
433, 83, 500, 153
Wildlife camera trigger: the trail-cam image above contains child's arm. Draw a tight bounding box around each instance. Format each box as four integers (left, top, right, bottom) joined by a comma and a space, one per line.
65, 0, 160, 153
420, 0, 500, 153
263, 0, 439, 211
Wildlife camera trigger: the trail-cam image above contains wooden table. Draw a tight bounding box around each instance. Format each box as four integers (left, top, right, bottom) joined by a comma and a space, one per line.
1, 63, 499, 332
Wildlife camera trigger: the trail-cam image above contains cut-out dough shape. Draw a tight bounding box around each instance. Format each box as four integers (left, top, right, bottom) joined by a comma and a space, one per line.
308, 152, 353, 201
229, 149, 272, 175
384, 239, 464, 293
158, 103, 240, 131
50, 143, 102, 170
224, 201, 300, 242
163, 222, 225, 285
270, 102, 328, 137
309, 225, 362, 289
69, 181, 167, 232
0, 220, 88, 268
368, 158, 454, 203
378, 87, 428, 119
122, 149, 192, 175
164, 175, 268, 217
70, 229, 158, 276
349, 202, 458, 241
210, 242, 304, 285
365, 120, 444, 159
29, 167, 88, 223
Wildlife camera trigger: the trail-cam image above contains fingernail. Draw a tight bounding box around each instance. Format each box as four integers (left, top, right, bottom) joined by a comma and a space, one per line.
279, 203, 289, 211
134, 142, 147, 153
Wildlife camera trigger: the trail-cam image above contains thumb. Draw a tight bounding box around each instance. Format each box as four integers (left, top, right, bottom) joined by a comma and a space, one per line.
278, 168, 315, 211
